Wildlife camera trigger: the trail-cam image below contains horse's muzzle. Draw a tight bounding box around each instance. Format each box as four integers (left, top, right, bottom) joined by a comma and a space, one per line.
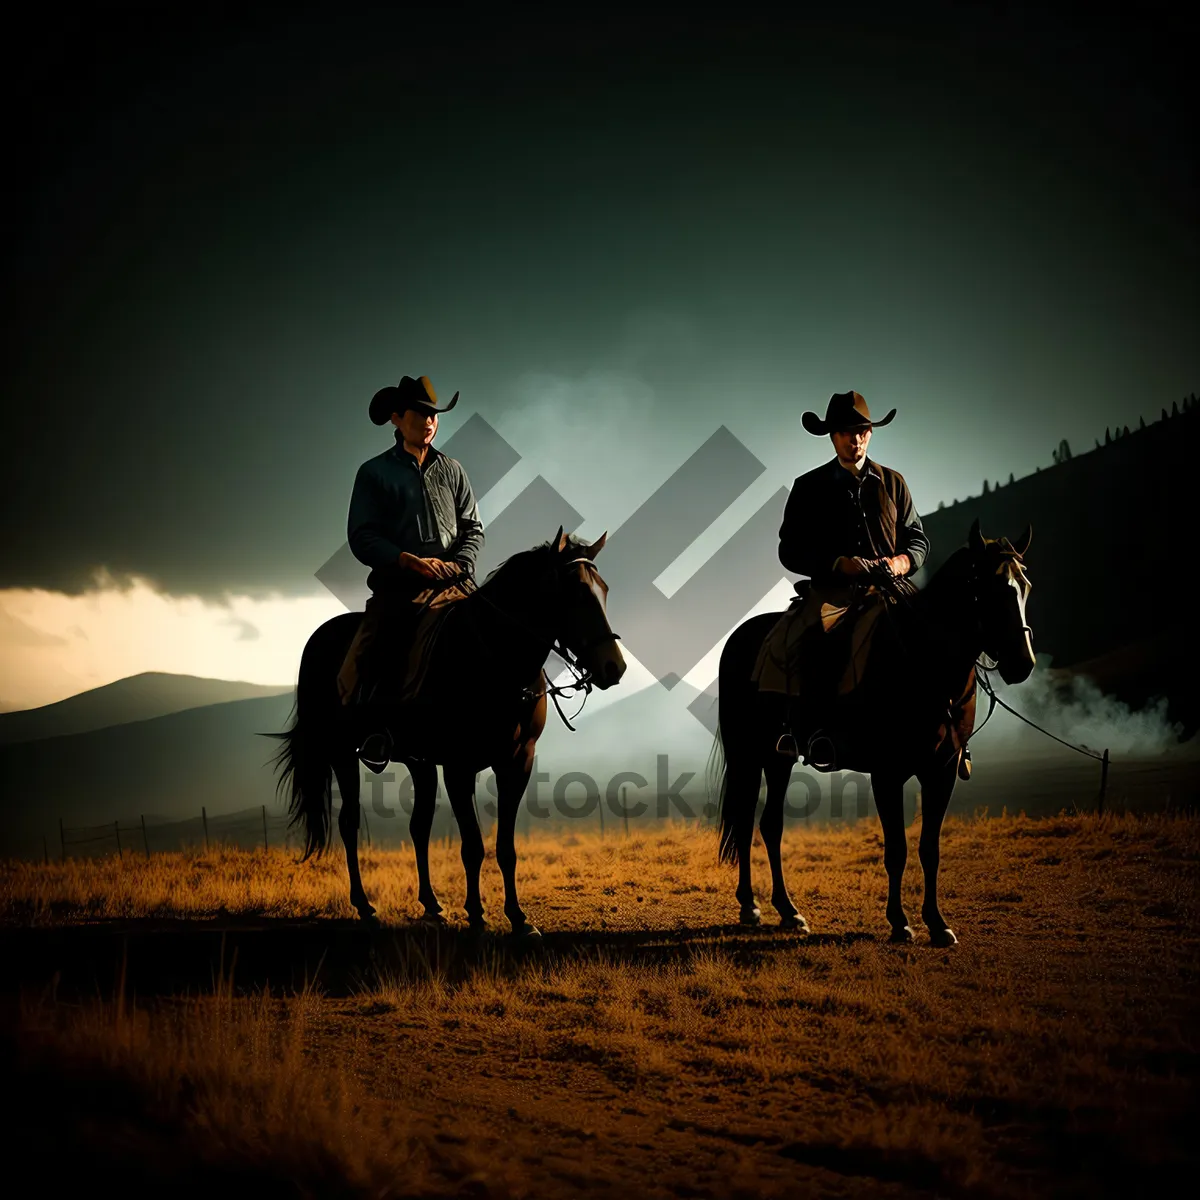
999, 632, 1036, 685
599, 657, 626, 688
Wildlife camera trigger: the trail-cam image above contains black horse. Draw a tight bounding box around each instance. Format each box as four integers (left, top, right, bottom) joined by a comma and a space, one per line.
711, 519, 1034, 946
265, 528, 626, 935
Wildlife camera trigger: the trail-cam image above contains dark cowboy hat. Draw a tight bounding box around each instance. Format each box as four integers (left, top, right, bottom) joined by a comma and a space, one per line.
801, 391, 896, 436
369, 375, 459, 425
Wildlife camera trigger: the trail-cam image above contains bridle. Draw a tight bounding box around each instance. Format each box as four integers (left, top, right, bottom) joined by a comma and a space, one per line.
451, 554, 622, 731
960, 546, 1034, 745
857, 544, 1033, 749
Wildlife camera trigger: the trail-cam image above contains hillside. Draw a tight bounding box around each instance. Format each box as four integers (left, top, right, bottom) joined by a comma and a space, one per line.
918, 397, 1198, 736
0, 692, 297, 859
0, 673, 293, 746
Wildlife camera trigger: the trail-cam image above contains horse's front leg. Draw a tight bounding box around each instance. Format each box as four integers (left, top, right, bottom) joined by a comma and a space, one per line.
871, 773, 912, 942
333, 755, 376, 921
406, 758, 444, 921
493, 745, 539, 939
916, 753, 959, 947
761, 757, 807, 931
442, 759, 486, 930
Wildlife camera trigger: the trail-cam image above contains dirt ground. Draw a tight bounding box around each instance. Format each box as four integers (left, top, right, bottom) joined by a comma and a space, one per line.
1, 812, 1197, 1198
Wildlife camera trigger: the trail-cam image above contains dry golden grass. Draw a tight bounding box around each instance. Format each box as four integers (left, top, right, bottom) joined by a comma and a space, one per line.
3, 813, 1198, 1198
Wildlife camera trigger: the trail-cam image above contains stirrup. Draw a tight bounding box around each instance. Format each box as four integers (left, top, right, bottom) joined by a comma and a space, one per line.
775, 729, 800, 758
958, 746, 972, 781
804, 731, 838, 771
358, 729, 392, 774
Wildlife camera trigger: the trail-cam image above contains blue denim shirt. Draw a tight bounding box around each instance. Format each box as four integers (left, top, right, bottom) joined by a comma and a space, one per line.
347, 430, 484, 590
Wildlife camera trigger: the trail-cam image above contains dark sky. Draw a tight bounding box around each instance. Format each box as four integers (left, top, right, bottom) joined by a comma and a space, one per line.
4, 3, 1195, 601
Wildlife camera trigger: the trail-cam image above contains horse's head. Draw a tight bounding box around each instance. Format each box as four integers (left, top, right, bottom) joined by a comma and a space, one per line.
964, 518, 1035, 684
548, 525, 627, 690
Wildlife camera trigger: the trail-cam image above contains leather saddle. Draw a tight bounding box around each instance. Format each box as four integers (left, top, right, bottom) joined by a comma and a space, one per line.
353, 594, 466, 769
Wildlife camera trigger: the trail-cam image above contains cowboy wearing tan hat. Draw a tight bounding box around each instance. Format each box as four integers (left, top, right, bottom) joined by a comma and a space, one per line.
752, 391, 930, 766
336, 375, 484, 769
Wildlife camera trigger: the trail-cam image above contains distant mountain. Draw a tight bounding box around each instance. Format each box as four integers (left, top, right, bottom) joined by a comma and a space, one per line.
0, 673, 294, 746
0, 691, 299, 858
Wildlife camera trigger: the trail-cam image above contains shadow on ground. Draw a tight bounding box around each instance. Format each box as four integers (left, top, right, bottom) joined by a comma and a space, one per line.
0, 916, 882, 999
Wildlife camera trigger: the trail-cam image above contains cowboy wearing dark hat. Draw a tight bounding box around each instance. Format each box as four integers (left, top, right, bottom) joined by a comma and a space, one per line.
336, 375, 484, 769
752, 391, 930, 766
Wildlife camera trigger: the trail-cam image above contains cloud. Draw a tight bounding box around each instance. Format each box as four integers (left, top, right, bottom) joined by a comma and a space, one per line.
221, 616, 261, 642
0, 606, 69, 648
0, 570, 343, 711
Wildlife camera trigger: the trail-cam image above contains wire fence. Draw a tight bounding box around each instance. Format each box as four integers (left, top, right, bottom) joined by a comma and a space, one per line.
53, 804, 374, 862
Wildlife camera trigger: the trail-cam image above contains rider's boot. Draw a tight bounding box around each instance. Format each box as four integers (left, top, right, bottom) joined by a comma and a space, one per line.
350, 670, 393, 774
776, 695, 813, 760
800, 684, 839, 772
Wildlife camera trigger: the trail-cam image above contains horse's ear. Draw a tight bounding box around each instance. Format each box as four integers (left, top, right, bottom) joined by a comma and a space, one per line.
1012, 525, 1032, 557
587, 531, 608, 557
968, 518, 985, 552
553, 525, 566, 552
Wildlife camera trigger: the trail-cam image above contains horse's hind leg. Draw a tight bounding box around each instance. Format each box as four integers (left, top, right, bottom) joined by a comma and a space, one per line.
727, 758, 764, 924
407, 758, 444, 921
872, 773, 913, 943
443, 759, 486, 929
332, 754, 375, 921
916, 754, 959, 948
761, 757, 807, 931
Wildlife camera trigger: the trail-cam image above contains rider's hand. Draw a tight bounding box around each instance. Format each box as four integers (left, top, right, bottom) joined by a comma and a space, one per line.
882, 554, 911, 577
835, 555, 873, 578
397, 552, 439, 578
422, 558, 462, 579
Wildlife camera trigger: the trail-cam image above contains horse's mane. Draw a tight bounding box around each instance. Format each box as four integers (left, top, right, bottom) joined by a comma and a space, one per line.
919, 536, 1027, 608
481, 533, 590, 586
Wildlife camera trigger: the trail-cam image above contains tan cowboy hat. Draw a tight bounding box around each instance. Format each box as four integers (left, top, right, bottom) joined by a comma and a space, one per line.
802, 390, 896, 436
370, 375, 460, 425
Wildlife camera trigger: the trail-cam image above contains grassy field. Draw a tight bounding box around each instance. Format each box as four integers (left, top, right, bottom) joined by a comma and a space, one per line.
2, 812, 1197, 1198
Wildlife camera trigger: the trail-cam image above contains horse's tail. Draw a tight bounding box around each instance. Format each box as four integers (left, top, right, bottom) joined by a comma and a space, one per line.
711, 616, 773, 868
260, 633, 336, 860
706, 717, 737, 865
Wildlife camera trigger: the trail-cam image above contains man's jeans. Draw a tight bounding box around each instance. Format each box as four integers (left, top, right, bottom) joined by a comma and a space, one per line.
336, 588, 424, 707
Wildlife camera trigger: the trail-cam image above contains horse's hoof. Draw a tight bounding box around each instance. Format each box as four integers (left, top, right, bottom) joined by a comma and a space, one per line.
929, 926, 958, 948
889, 925, 915, 944
418, 910, 447, 926
511, 921, 542, 941
467, 918, 490, 937
779, 913, 809, 932
739, 906, 763, 926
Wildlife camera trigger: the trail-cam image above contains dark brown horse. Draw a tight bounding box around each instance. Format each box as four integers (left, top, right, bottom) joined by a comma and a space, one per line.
265, 528, 626, 935
711, 520, 1034, 946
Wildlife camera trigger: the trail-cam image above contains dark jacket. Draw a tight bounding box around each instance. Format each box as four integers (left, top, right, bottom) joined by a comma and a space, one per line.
347, 430, 485, 593
778, 456, 929, 584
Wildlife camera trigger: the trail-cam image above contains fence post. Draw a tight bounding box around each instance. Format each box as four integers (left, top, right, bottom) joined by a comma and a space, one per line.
262, 804, 269, 851
202, 806, 209, 849
1098, 749, 1109, 814
141, 815, 150, 859
114, 821, 122, 857
59, 816, 65, 862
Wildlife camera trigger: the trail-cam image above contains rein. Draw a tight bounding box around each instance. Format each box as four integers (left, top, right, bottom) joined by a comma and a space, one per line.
455, 555, 622, 731
878, 547, 1097, 761
851, 550, 1020, 752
